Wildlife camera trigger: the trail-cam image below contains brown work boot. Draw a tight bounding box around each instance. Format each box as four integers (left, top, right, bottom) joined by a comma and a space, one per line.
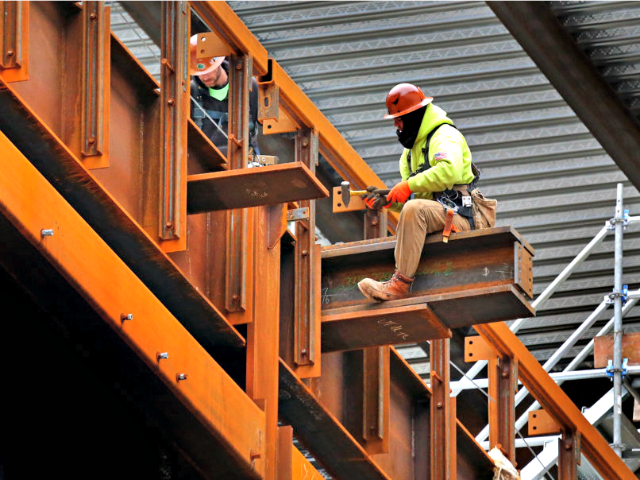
358, 271, 414, 301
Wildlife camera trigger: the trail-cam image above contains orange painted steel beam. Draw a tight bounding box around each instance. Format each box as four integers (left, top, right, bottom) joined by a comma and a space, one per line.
475, 322, 637, 480
186, 162, 329, 213
0, 130, 265, 478
277, 426, 326, 480
246, 204, 286, 480
0, 77, 246, 357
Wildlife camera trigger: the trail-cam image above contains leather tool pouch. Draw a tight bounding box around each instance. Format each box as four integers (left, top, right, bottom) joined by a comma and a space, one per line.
471, 188, 497, 229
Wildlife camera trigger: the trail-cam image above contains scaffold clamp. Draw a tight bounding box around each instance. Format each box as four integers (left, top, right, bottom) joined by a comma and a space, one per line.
606, 358, 628, 380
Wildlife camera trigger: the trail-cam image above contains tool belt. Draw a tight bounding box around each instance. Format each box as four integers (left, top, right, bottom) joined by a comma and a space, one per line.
435, 184, 497, 232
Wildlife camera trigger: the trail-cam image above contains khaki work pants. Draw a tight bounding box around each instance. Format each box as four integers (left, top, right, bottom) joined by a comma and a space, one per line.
395, 199, 470, 278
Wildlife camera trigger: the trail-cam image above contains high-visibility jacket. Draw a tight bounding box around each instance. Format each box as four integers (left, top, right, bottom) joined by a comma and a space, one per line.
391, 103, 474, 212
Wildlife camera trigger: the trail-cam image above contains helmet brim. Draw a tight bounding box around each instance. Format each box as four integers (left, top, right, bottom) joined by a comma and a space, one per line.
383, 97, 433, 119
190, 56, 225, 77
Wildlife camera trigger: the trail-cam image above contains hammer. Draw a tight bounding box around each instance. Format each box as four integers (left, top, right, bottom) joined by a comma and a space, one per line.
340, 181, 389, 207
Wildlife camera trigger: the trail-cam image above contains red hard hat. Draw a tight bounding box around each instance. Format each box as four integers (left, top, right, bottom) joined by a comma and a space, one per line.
384, 83, 433, 119
189, 34, 225, 76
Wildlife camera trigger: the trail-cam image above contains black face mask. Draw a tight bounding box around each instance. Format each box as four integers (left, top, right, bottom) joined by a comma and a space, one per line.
395, 106, 426, 149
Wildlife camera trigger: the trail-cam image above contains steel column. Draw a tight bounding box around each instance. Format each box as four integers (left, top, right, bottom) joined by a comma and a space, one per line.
294, 128, 319, 368
488, 355, 517, 462
1, 1, 21, 69
81, 1, 107, 164
558, 430, 581, 480
160, 1, 188, 249
225, 53, 252, 314
362, 346, 390, 454
430, 339, 453, 479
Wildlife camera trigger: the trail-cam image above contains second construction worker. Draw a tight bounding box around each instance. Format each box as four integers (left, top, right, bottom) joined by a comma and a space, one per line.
189, 34, 260, 157
358, 83, 496, 302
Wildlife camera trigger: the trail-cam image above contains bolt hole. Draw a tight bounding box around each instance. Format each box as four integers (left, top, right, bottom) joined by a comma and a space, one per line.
267, 124, 272, 129
469, 353, 473, 357
533, 414, 537, 418
337, 203, 342, 207
533, 426, 537, 430
469, 340, 473, 345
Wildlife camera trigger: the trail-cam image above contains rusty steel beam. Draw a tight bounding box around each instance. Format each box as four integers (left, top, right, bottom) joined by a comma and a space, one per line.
224, 53, 251, 315
81, 1, 108, 164
0, 1, 28, 82
0, 76, 245, 357
475, 322, 638, 480
320, 227, 535, 351
488, 355, 518, 462
0, 130, 265, 479
430, 339, 453, 480
278, 360, 391, 480
294, 129, 320, 370
362, 346, 390, 454
246, 204, 286, 480
190, 1, 399, 231
558, 430, 581, 480
186, 162, 329, 213
488, 1, 640, 191
159, 1, 189, 249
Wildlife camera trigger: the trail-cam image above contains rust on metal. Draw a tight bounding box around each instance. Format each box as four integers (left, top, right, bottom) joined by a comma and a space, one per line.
0, 1, 29, 82
294, 129, 320, 368
558, 430, 581, 479
528, 409, 562, 436
81, 1, 108, 164
362, 346, 390, 454
0, 131, 264, 478
322, 303, 451, 352
594, 332, 640, 367
475, 322, 637, 480
430, 339, 453, 480
186, 162, 329, 213
0, 75, 245, 354
187, 118, 227, 173
488, 355, 518, 462
159, 1, 188, 249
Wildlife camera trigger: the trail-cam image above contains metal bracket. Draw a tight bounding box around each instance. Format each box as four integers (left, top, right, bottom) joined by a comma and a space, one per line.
606, 358, 628, 380
287, 207, 309, 222
605, 285, 628, 306
606, 209, 629, 230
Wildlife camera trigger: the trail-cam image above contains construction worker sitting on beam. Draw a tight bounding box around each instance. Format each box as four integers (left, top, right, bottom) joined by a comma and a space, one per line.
358, 83, 496, 302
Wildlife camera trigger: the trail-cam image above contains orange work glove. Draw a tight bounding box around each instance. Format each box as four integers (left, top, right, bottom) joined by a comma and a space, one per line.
386, 180, 412, 205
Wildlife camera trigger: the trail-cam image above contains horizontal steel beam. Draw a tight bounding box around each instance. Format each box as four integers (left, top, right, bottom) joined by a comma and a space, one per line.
187, 162, 329, 213
0, 130, 265, 478
320, 227, 535, 351
0, 75, 245, 356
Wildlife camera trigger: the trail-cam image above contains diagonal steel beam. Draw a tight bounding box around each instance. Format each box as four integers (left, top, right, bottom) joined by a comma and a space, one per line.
488, 1, 640, 191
